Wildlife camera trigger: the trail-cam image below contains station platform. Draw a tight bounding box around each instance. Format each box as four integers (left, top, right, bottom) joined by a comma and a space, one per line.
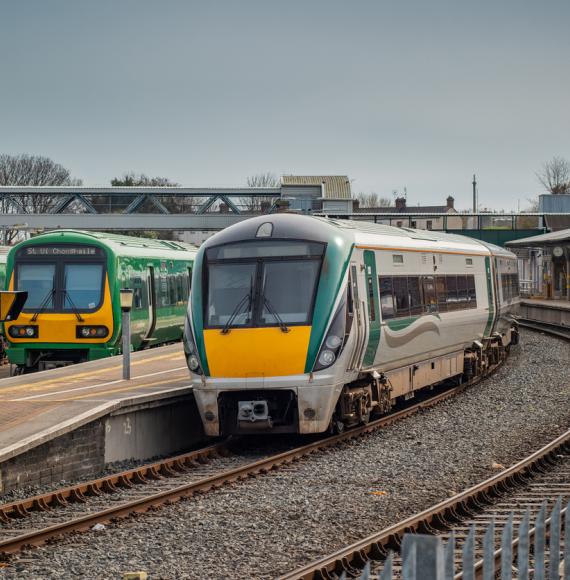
0, 345, 203, 493
521, 298, 570, 310
520, 298, 570, 327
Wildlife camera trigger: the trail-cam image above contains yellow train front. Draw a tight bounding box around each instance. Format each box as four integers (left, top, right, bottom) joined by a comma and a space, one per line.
4, 230, 196, 373
184, 215, 355, 436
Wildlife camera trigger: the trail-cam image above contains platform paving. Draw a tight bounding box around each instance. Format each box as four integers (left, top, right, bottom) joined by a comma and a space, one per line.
0, 344, 191, 463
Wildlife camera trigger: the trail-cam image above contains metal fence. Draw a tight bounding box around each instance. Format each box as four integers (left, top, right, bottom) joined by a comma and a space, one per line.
347, 498, 568, 579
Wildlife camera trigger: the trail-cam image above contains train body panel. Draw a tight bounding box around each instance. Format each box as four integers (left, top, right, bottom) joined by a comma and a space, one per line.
4, 230, 196, 372
184, 215, 520, 436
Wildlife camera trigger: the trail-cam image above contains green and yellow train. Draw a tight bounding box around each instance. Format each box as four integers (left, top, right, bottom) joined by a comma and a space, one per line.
4, 230, 197, 373
0, 247, 9, 360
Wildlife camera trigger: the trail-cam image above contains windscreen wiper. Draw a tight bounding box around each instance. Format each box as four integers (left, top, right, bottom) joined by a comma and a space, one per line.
220, 293, 251, 334
263, 296, 290, 333
62, 290, 85, 322
30, 289, 56, 322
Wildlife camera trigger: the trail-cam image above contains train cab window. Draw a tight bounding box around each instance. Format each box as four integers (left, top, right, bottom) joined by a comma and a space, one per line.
17, 264, 56, 310
378, 277, 395, 320
63, 264, 104, 310
408, 277, 422, 315
207, 263, 256, 327
260, 260, 320, 325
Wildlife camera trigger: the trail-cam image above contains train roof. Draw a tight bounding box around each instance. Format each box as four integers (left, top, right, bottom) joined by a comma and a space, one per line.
202, 214, 515, 258
10, 230, 198, 260
323, 217, 514, 257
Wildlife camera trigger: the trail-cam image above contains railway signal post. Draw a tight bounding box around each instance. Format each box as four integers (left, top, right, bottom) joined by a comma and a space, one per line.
120, 289, 134, 380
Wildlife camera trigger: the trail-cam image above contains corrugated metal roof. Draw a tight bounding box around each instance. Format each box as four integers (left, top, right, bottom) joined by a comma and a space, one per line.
506, 228, 570, 247
281, 175, 352, 199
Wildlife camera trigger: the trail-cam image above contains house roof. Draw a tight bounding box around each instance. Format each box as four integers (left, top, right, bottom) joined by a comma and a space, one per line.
281, 175, 351, 199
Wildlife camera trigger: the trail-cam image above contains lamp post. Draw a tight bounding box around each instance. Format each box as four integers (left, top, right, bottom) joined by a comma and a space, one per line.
120, 289, 134, 380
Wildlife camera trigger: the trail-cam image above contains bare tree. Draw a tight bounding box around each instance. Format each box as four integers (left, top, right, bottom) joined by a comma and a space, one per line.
356, 192, 392, 208
242, 172, 280, 212
0, 154, 82, 243
246, 172, 280, 188
536, 156, 570, 194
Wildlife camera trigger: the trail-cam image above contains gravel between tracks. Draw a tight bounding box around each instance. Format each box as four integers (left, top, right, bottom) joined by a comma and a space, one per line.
1, 329, 569, 579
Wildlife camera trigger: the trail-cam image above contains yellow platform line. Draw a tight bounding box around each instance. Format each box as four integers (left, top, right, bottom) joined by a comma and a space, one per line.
52, 374, 191, 402
10, 366, 188, 402
0, 351, 184, 394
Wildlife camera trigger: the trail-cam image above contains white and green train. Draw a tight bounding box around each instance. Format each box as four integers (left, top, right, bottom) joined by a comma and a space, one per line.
184, 214, 520, 436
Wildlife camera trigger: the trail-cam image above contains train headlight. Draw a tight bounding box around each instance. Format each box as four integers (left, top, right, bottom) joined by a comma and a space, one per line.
313, 293, 348, 372
76, 326, 109, 339
318, 350, 336, 366
188, 355, 200, 371
325, 335, 342, 349
8, 325, 39, 339
184, 314, 203, 375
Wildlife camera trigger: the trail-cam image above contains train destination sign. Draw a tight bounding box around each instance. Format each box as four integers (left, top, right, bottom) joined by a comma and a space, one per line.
20, 246, 103, 257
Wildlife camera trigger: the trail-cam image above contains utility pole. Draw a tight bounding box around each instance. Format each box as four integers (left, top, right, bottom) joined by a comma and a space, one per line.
472, 174, 477, 214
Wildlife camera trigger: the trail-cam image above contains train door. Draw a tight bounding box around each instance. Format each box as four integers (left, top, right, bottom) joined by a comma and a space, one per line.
362, 250, 381, 367
347, 262, 367, 370
143, 265, 157, 344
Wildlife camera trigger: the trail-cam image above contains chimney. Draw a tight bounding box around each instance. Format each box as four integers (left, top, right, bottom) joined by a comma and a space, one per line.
446, 196, 454, 210
395, 197, 406, 211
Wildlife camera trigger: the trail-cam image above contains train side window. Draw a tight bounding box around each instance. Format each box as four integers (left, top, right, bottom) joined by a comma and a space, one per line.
133, 287, 143, 309
435, 276, 448, 312
408, 276, 422, 316
446, 276, 458, 310
422, 276, 437, 313
366, 275, 376, 321
393, 276, 410, 317
457, 275, 468, 308
467, 275, 477, 308
378, 276, 395, 320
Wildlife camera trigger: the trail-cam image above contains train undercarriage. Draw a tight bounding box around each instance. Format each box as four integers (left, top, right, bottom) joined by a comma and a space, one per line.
332, 325, 519, 433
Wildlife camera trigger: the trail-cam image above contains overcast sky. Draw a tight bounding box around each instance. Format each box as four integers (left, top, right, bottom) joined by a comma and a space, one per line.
1, 0, 569, 211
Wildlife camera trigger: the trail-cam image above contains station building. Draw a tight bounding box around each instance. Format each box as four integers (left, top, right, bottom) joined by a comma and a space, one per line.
507, 229, 570, 299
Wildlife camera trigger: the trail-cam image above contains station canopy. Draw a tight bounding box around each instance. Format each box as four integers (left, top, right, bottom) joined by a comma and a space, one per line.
506, 228, 570, 248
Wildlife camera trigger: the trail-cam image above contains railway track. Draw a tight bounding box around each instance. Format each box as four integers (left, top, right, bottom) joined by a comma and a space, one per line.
517, 317, 570, 341
279, 428, 570, 580
0, 374, 485, 560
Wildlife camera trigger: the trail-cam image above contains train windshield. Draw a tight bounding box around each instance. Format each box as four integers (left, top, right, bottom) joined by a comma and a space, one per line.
17, 264, 56, 309
14, 244, 106, 312
63, 264, 104, 310
205, 240, 324, 329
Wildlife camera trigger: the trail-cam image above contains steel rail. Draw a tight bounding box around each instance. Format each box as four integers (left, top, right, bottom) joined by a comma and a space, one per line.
517, 317, 570, 340
279, 429, 570, 580
0, 379, 478, 556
